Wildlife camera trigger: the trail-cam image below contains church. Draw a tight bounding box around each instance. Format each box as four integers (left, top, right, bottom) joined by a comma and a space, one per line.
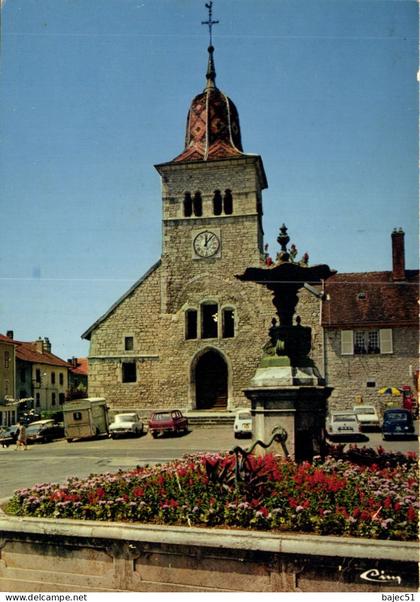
82, 29, 418, 416
81, 40, 308, 413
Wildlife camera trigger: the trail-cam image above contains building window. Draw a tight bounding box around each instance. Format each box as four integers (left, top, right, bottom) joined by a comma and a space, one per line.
35, 369, 41, 384
59, 372, 64, 386
59, 393, 65, 405
20, 368, 26, 382
35, 393, 40, 407
183, 192, 192, 217
51, 392, 56, 406
4, 380, 9, 395
185, 309, 198, 340
51, 372, 56, 385
213, 190, 222, 216
124, 336, 134, 351
193, 192, 202, 217
354, 330, 380, 354
222, 308, 235, 338
4, 351, 9, 368
201, 303, 218, 339
341, 329, 393, 356
223, 189, 233, 215
122, 361, 137, 383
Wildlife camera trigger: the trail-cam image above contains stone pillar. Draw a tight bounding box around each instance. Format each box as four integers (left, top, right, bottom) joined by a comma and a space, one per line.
245, 386, 332, 461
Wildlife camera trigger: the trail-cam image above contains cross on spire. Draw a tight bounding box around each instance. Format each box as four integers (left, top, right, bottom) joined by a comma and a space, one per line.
201, 1, 219, 47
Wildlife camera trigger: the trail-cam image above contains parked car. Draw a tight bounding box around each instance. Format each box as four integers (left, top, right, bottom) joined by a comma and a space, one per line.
148, 410, 188, 438
0, 425, 19, 448
326, 411, 361, 440
352, 405, 380, 431
109, 412, 143, 439
233, 409, 252, 438
25, 420, 64, 444
382, 408, 415, 440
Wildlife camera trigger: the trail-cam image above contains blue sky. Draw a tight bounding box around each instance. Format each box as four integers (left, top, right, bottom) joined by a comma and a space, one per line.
0, 0, 418, 360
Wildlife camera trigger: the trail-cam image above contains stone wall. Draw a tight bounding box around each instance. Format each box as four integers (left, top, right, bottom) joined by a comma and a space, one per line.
88, 265, 163, 410
0, 515, 417, 592
324, 327, 418, 411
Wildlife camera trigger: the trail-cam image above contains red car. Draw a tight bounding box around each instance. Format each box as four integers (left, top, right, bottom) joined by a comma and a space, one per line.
148, 410, 188, 438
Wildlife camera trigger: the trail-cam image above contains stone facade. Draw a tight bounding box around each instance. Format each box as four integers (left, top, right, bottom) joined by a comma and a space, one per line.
85, 155, 290, 412
324, 327, 418, 411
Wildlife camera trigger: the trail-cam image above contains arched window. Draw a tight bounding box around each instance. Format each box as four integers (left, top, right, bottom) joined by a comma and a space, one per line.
183, 192, 192, 217
222, 308, 235, 338
223, 189, 233, 215
193, 192, 202, 217
185, 309, 198, 340
213, 190, 222, 216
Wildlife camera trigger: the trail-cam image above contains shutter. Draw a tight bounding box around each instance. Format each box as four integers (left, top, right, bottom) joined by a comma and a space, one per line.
380, 329, 393, 354
341, 330, 354, 355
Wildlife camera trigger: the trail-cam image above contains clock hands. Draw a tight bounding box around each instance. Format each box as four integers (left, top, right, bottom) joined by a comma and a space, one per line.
204, 233, 215, 247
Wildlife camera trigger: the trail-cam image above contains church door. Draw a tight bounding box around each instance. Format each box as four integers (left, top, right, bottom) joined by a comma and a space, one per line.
195, 349, 228, 410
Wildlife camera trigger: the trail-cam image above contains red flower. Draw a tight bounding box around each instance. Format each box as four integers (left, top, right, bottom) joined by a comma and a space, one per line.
394, 502, 402, 511
360, 510, 370, 521
51, 490, 66, 501
133, 487, 144, 497
383, 497, 392, 509
407, 507, 417, 522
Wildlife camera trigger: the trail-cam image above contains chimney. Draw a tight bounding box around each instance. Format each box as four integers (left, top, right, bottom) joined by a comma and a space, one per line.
391, 228, 405, 281
34, 338, 44, 353
43, 337, 51, 353
6, 330, 14, 340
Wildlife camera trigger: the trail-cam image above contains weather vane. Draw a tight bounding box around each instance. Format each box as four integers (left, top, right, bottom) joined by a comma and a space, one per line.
201, 1, 219, 47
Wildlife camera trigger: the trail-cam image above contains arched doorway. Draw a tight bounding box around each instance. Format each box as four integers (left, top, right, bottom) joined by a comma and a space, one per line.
195, 349, 228, 410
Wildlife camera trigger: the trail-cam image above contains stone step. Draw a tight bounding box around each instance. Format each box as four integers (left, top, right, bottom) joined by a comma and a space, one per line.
185, 412, 236, 427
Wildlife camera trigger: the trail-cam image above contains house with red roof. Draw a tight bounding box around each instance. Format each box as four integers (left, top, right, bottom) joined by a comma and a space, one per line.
321, 229, 419, 411
67, 357, 89, 397
1, 333, 72, 414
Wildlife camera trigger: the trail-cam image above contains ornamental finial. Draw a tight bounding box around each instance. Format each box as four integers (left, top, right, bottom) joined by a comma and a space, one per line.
202, 2, 219, 89
201, 1, 219, 47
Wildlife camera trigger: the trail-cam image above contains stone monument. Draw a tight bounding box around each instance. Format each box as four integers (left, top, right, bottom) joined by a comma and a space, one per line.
237, 224, 335, 461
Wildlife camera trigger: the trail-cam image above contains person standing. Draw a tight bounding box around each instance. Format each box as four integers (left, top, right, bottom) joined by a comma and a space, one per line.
15, 422, 27, 451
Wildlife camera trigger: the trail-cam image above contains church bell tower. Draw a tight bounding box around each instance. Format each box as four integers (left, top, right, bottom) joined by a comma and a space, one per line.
155, 7, 268, 316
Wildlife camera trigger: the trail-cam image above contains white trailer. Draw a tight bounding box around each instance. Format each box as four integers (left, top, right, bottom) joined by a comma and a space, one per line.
63, 398, 109, 442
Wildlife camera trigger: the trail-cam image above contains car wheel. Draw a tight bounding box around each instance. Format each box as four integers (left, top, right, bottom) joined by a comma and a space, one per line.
151, 431, 158, 439
66, 438, 73, 443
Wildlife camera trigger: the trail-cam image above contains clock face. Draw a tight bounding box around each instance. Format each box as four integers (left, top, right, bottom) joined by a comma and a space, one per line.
193, 231, 220, 258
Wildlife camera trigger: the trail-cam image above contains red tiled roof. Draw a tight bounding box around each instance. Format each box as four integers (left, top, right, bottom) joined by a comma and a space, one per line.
0, 334, 18, 345
9, 340, 71, 368
70, 358, 88, 376
322, 270, 419, 328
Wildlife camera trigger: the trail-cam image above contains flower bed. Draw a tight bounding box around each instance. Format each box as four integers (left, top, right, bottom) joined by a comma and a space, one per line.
5, 450, 418, 541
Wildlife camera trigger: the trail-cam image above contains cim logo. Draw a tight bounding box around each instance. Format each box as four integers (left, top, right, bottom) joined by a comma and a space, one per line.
360, 568, 402, 586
